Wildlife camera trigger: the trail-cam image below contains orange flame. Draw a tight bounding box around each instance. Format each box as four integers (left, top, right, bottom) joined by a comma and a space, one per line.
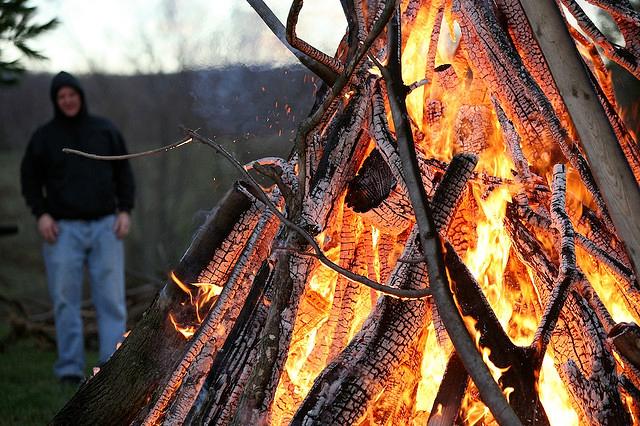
168, 271, 224, 338
171, 271, 193, 303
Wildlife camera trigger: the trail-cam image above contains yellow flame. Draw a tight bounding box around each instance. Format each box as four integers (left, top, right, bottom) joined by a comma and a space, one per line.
416, 324, 448, 413
538, 356, 579, 424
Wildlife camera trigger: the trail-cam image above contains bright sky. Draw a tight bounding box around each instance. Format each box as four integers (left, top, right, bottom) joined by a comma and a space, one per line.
23, 0, 346, 74
17, 0, 614, 75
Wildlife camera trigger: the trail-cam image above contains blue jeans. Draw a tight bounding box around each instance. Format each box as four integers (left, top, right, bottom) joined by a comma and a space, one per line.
43, 214, 126, 378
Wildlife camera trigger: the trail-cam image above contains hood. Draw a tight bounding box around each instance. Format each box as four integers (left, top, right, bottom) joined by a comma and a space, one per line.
50, 71, 88, 120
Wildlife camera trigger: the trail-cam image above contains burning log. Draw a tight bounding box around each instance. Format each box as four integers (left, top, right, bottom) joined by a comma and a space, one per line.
326, 208, 371, 360
184, 261, 273, 424
518, 0, 640, 273
144, 188, 282, 425
455, 0, 620, 242
291, 152, 476, 424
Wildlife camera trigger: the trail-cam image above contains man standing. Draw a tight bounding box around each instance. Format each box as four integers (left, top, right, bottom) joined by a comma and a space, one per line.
21, 71, 135, 384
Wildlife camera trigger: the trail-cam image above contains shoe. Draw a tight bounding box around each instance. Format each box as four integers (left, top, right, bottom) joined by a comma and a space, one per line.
59, 375, 84, 385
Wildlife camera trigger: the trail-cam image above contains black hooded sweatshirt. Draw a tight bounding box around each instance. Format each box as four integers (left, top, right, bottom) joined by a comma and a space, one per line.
20, 71, 135, 220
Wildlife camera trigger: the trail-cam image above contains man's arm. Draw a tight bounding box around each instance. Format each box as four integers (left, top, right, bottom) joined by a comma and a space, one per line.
20, 133, 48, 218
21, 133, 58, 243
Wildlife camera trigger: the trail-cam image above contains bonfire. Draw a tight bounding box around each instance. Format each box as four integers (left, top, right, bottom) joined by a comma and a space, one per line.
55, 0, 640, 425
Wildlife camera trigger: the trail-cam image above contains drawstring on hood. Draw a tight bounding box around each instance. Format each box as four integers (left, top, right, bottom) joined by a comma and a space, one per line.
50, 71, 88, 120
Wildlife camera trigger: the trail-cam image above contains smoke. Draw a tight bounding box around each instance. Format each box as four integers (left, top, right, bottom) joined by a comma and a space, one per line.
189, 65, 316, 141
191, 67, 252, 133
191, 2, 344, 134
210, 4, 295, 68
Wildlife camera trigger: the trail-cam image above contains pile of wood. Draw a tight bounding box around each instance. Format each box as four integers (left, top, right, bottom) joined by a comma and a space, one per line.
53, 0, 640, 425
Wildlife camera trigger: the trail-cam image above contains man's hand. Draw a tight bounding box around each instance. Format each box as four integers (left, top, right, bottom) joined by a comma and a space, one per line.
113, 212, 131, 239
38, 213, 59, 243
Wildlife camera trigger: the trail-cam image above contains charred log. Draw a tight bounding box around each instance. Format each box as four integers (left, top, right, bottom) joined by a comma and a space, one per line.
52, 184, 258, 425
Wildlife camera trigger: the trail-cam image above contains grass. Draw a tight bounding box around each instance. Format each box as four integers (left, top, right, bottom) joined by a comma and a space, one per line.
0, 330, 98, 425
0, 149, 100, 425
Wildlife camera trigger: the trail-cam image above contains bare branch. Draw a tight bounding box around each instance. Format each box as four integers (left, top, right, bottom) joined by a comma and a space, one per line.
286, 0, 345, 75
246, 0, 339, 84
378, 7, 523, 425
62, 135, 193, 160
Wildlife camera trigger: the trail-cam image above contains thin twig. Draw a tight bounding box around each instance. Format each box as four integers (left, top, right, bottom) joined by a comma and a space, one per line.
63, 129, 430, 299
62, 135, 193, 160
286, 0, 344, 75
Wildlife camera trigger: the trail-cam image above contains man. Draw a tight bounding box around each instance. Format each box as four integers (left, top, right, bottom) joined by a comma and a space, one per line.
21, 71, 135, 384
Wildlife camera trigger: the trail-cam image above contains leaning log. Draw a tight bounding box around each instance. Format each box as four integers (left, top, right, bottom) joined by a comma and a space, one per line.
186, 261, 273, 424
291, 152, 477, 424
518, 0, 640, 276
144, 189, 282, 425
52, 184, 260, 425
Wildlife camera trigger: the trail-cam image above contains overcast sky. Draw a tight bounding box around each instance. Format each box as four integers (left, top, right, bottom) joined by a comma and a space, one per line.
23, 0, 346, 74
16, 0, 615, 75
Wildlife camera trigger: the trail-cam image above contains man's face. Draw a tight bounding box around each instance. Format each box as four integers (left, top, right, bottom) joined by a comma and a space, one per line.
56, 86, 82, 118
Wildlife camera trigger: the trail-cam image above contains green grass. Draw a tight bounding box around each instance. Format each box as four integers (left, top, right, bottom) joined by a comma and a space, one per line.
0, 149, 99, 425
0, 334, 98, 425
